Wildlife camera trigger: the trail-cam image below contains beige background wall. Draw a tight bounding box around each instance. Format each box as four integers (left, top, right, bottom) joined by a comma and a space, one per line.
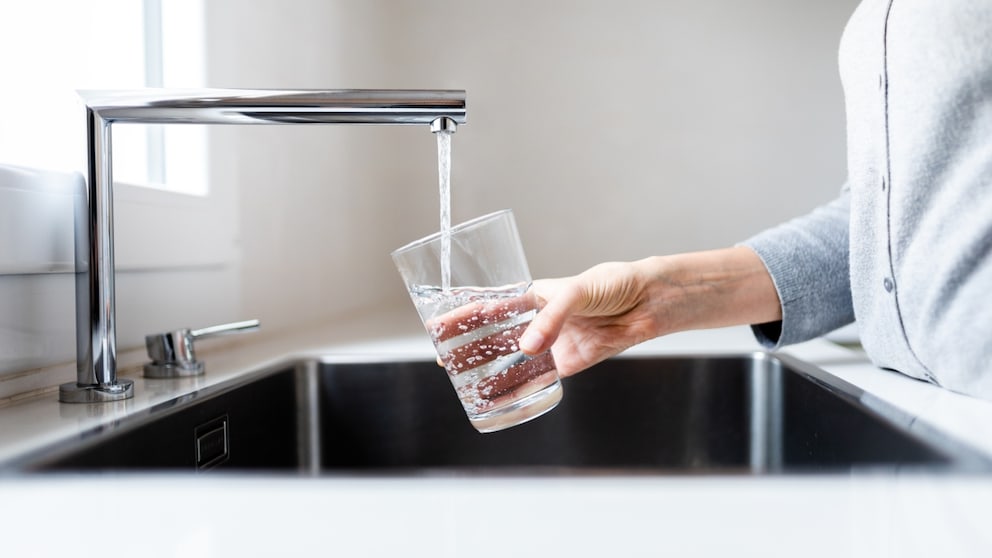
206, 0, 859, 333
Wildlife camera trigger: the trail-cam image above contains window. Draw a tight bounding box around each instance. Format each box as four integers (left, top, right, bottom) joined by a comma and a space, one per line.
0, 0, 236, 375
0, 0, 207, 195
0, 0, 235, 275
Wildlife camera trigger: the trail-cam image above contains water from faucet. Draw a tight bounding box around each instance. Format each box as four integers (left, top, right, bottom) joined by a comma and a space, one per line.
437, 129, 453, 291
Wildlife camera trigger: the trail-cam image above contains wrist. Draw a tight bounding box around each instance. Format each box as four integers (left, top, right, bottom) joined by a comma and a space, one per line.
635, 247, 782, 335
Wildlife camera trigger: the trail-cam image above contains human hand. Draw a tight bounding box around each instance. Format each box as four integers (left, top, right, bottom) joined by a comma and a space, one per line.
518, 260, 663, 377
427, 263, 657, 378
517, 248, 782, 377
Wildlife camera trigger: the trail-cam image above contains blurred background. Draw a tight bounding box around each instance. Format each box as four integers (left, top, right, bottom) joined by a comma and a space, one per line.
208, 0, 857, 328
0, 0, 859, 375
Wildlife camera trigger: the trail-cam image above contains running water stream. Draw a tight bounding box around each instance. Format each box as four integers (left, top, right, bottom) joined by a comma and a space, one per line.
437, 129, 453, 291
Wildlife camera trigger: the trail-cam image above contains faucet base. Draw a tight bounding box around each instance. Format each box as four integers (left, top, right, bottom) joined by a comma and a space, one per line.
59, 380, 135, 403
143, 362, 205, 378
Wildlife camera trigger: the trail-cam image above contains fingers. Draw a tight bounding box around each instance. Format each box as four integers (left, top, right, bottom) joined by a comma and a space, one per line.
517, 326, 547, 356
427, 293, 535, 343
519, 281, 582, 356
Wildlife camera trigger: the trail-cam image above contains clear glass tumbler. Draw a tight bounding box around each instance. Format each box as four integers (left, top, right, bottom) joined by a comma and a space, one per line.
392, 209, 563, 432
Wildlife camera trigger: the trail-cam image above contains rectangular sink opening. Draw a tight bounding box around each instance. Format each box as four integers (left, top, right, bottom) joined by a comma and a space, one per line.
311, 355, 958, 473
19, 354, 989, 475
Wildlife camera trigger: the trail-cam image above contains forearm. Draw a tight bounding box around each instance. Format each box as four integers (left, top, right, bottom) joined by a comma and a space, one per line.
521, 246, 784, 375
637, 246, 782, 336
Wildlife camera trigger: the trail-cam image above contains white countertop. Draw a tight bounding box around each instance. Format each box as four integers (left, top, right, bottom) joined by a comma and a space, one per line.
2, 314, 992, 557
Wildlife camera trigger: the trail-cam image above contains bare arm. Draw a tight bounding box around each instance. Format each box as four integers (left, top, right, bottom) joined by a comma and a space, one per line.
519, 246, 781, 377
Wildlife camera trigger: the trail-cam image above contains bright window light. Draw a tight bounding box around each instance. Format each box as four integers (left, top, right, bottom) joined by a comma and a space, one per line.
0, 0, 207, 196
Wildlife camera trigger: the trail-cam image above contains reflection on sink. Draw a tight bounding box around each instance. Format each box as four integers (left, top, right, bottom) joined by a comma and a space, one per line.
15, 354, 992, 474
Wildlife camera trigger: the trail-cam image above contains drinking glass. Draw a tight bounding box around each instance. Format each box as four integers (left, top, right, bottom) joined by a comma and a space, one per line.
392, 209, 563, 433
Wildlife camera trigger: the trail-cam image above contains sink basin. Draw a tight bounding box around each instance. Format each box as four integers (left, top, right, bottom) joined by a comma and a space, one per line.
13, 353, 992, 474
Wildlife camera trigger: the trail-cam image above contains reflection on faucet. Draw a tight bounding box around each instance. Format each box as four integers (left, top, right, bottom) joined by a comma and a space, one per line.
60, 89, 467, 403
144, 319, 261, 378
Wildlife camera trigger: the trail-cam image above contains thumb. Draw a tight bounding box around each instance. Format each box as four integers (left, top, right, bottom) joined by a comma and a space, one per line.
519, 283, 581, 356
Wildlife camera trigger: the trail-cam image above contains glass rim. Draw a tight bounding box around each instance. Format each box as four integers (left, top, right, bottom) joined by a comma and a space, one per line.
390, 208, 514, 257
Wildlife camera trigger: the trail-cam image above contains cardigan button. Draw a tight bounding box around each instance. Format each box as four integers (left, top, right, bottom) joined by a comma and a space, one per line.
883, 277, 894, 292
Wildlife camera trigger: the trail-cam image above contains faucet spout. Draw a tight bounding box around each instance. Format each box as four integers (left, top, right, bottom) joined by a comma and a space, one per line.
430, 116, 458, 134
60, 89, 467, 403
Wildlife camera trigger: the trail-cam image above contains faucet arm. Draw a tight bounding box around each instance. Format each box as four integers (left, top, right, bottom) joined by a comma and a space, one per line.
78, 89, 467, 125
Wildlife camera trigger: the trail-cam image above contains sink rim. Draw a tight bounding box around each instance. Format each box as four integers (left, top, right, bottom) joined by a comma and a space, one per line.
6, 351, 992, 474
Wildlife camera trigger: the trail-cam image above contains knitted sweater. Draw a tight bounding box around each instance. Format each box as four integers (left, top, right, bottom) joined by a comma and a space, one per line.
743, 0, 992, 399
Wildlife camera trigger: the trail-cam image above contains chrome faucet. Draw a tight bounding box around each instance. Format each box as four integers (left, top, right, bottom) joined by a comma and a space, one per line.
60, 89, 467, 403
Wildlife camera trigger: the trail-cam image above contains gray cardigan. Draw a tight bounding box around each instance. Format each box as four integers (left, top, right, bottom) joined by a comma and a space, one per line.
744, 0, 992, 399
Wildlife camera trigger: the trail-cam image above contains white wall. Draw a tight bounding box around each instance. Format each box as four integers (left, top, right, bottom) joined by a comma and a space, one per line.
207, 0, 858, 332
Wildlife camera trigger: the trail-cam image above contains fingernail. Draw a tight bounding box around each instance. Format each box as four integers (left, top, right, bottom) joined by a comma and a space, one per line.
519, 329, 544, 354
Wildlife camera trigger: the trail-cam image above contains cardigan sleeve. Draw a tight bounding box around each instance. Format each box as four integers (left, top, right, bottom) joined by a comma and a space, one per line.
739, 191, 854, 349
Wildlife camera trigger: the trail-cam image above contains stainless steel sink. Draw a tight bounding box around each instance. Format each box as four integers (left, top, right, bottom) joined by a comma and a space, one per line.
13, 353, 992, 474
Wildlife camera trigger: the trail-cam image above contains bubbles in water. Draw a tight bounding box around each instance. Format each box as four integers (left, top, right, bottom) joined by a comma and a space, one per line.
408, 283, 556, 415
